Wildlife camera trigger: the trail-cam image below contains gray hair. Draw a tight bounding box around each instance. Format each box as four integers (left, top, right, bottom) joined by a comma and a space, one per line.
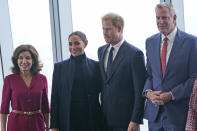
155, 2, 176, 17
102, 12, 124, 28
68, 31, 88, 43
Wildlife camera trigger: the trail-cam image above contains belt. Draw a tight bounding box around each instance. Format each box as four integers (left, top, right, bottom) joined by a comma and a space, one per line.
12, 109, 41, 116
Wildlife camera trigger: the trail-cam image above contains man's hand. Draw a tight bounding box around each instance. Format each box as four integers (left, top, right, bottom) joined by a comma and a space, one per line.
159, 92, 172, 103
127, 122, 139, 131
146, 91, 164, 106
51, 128, 59, 131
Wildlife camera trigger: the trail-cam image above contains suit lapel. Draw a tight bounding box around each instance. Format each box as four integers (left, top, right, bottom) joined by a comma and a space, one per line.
154, 35, 163, 79
100, 44, 110, 80
164, 30, 183, 78
107, 42, 125, 80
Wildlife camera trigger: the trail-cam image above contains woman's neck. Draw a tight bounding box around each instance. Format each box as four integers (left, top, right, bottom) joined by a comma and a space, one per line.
20, 71, 32, 78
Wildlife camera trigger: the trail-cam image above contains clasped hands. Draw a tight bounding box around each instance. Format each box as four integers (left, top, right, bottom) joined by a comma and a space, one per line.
146, 91, 172, 106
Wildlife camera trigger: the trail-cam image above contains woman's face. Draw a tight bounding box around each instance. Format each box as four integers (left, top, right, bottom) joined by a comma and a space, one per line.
68, 35, 87, 56
17, 51, 33, 73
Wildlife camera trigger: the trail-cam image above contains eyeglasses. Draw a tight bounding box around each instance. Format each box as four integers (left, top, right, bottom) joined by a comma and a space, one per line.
69, 41, 81, 46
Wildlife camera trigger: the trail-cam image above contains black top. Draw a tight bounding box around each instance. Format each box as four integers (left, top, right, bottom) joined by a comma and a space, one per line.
71, 53, 88, 103
70, 53, 90, 130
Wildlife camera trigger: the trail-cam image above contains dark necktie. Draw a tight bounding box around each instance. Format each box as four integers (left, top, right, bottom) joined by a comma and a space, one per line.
161, 37, 168, 76
106, 47, 114, 77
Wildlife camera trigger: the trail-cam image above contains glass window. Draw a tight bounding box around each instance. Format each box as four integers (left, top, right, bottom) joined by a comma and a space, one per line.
8, 0, 53, 98
184, 0, 197, 36
71, 0, 159, 60
71, 0, 159, 130
0, 46, 3, 104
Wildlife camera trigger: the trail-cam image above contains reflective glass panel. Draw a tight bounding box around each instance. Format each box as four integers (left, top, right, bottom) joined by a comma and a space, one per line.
8, 0, 53, 98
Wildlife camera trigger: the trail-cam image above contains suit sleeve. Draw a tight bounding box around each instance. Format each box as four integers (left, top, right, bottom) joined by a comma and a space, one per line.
143, 40, 153, 95
171, 38, 197, 101
50, 64, 60, 129
131, 51, 146, 124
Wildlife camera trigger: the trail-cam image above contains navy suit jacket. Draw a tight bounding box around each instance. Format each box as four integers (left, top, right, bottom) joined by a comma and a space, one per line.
50, 55, 101, 131
98, 41, 146, 127
143, 29, 197, 125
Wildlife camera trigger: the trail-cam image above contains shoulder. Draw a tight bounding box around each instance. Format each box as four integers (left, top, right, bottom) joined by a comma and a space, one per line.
54, 58, 70, 69
98, 44, 108, 52
55, 58, 70, 66
177, 30, 197, 48
146, 33, 160, 42
178, 30, 197, 41
121, 42, 145, 63
98, 44, 108, 50
4, 74, 18, 81
3, 74, 18, 86
86, 57, 99, 68
123, 41, 144, 55
87, 57, 98, 64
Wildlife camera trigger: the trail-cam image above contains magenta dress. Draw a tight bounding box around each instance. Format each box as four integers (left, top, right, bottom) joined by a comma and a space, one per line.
0, 74, 50, 131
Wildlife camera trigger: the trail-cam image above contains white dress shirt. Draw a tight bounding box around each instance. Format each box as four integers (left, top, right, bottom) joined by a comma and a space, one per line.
160, 27, 177, 65
160, 27, 177, 100
104, 39, 124, 72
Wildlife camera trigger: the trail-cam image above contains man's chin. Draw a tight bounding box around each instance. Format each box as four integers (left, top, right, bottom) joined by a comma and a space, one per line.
159, 30, 167, 35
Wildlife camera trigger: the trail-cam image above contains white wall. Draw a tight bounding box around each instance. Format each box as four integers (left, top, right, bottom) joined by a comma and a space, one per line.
0, 0, 14, 105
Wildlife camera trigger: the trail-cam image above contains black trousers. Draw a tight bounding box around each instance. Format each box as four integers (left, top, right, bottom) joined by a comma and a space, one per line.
103, 116, 127, 131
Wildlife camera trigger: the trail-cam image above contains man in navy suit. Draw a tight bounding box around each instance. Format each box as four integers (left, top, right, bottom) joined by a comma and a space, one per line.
143, 2, 197, 131
98, 13, 146, 131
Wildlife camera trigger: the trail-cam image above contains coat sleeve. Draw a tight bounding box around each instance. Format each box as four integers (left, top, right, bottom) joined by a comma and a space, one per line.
0, 76, 12, 114
171, 38, 197, 101
130, 51, 146, 124
50, 64, 60, 129
143, 39, 153, 95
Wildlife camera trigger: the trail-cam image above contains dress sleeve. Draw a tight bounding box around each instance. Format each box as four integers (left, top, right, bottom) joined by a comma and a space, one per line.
185, 79, 197, 131
0, 76, 12, 114
41, 75, 50, 113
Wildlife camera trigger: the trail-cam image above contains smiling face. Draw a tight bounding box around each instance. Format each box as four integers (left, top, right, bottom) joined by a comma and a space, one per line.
156, 7, 176, 36
68, 35, 87, 56
17, 51, 33, 73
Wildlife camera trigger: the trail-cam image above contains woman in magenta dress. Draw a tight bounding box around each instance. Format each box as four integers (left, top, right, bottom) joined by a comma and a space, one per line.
185, 78, 197, 131
0, 45, 50, 131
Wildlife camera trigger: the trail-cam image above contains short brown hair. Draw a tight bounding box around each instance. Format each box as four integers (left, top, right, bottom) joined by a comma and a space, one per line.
11, 44, 43, 75
102, 12, 124, 28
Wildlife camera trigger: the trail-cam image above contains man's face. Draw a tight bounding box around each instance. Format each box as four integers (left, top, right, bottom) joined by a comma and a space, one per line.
156, 7, 176, 35
102, 20, 122, 45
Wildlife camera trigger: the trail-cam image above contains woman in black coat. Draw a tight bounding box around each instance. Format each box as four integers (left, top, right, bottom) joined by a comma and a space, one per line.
50, 31, 102, 131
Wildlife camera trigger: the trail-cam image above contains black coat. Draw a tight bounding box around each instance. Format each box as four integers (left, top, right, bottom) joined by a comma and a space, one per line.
50, 54, 102, 131
98, 41, 146, 127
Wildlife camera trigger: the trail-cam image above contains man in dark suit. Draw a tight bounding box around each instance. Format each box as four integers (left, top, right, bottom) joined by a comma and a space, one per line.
143, 2, 197, 131
98, 13, 146, 131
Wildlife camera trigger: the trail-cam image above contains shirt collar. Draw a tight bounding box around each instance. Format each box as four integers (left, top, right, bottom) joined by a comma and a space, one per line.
109, 39, 124, 49
161, 27, 177, 42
